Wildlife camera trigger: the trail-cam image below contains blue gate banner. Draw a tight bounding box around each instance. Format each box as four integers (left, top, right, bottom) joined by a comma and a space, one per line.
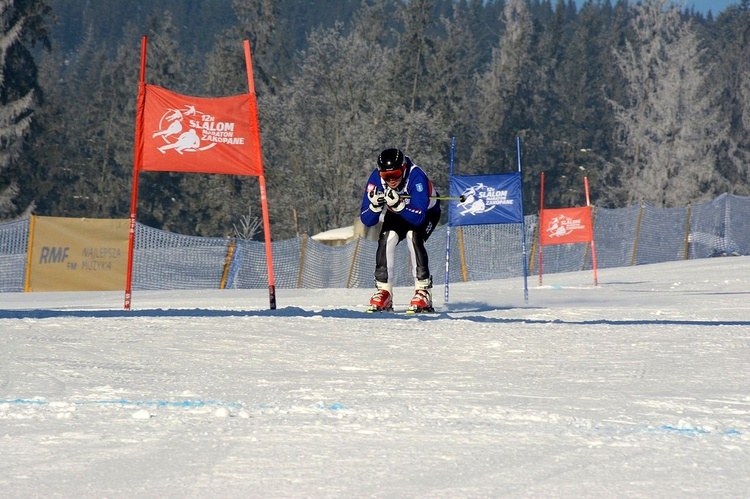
449, 173, 524, 226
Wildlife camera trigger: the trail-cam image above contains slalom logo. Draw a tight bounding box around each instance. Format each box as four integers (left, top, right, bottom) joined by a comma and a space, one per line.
457, 183, 514, 216
546, 214, 586, 238
152, 105, 246, 156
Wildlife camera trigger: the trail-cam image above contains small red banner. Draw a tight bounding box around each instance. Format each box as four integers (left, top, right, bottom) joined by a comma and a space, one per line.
540, 206, 593, 246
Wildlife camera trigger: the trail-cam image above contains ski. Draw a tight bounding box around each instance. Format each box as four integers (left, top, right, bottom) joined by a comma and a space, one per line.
365, 306, 436, 314
366, 305, 393, 313
405, 306, 435, 314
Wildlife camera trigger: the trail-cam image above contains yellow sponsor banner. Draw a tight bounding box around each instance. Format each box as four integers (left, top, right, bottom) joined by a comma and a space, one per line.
26, 216, 130, 292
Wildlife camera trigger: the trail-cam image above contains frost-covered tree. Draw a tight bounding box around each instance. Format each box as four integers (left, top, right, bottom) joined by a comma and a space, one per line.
0, 0, 47, 218
261, 15, 447, 237
425, 0, 487, 171
198, 0, 293, 238
393, 0, 435, 118
205, 0, 288, 97
470, 0, 532, 175
609, 0, 725, 207
0, 0, 55, 219
262, 24, 398, 236
709, 1, 750, 195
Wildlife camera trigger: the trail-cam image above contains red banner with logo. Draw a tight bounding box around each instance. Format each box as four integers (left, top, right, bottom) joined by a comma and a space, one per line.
539, 206, 593, 246
136, 84, 262, 176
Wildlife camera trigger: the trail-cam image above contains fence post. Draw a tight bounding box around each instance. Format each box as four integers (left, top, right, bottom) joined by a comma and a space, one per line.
457, 227, 468, 282
220, 239, 236, 289
297, 234, 308, 288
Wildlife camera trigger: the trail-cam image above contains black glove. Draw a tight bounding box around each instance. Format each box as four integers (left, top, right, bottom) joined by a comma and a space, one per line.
368, 189, 386, 212
385, 188, 405, 212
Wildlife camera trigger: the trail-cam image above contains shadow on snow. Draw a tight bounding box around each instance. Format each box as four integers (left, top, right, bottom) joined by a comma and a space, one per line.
1, 304, 748, 327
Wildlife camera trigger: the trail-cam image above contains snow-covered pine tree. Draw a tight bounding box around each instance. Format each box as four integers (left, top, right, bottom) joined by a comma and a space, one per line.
609, 0, 725, 207
0, 0, 34, 218
470, 0, 532, 175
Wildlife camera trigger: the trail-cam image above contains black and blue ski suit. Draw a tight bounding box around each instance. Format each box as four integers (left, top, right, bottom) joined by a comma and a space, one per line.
359, 158, 441, 285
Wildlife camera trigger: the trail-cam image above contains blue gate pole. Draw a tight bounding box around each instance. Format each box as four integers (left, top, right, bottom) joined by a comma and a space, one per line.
444, 137, 456, 306
517, 136, 529, 304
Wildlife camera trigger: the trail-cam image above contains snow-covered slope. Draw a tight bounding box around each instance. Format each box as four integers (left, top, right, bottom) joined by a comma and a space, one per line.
1, 258, 749, 497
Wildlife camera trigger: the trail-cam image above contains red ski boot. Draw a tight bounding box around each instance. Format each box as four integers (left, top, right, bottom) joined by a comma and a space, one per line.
367, 283, 393, 312
407, 288, 433, 314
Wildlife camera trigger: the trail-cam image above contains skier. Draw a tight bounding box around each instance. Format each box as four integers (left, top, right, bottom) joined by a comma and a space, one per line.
360, 148, 441, 312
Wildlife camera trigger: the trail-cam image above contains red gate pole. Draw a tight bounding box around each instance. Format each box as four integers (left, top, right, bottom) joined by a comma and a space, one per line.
538, 171, 545, 286
124, 36, 148, 310
244, 40, 276, 309
584, 176, 599, 286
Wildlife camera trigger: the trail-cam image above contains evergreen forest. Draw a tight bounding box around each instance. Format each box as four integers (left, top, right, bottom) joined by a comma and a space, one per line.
1, 0, 749, 240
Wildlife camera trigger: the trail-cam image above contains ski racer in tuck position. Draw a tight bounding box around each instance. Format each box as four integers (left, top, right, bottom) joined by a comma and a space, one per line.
360, 148, 441, 313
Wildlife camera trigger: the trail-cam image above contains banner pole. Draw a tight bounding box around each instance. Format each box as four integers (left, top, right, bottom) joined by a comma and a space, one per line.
584, 176, 599, 286
539, 171, 545, 286
404, 195, 464, 201
124, 36, 148, 310
244, 40, 276, 309
444, 136, 456, 306
517, 137, 528, 304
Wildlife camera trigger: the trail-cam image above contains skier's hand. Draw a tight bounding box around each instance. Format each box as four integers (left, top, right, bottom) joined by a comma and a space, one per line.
385, 188, 405, 212
368, 189, 386, 212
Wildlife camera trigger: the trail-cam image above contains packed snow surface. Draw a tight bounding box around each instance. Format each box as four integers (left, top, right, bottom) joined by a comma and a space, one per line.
1, 257, 749, 497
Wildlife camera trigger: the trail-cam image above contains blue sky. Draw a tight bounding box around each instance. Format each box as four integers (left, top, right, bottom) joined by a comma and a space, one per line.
575, 1, 737, 15
682, 0, 737, 14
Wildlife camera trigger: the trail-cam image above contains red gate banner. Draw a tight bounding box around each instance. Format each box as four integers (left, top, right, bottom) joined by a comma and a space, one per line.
540, 206, 593, 246
137, 84, 262, 176
126, 38, 276, 311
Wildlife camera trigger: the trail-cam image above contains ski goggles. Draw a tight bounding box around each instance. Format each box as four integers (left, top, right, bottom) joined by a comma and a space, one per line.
379, 166, 405, 182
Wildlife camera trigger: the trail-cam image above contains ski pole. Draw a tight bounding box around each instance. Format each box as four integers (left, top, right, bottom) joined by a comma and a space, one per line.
403, 194, 466, 202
